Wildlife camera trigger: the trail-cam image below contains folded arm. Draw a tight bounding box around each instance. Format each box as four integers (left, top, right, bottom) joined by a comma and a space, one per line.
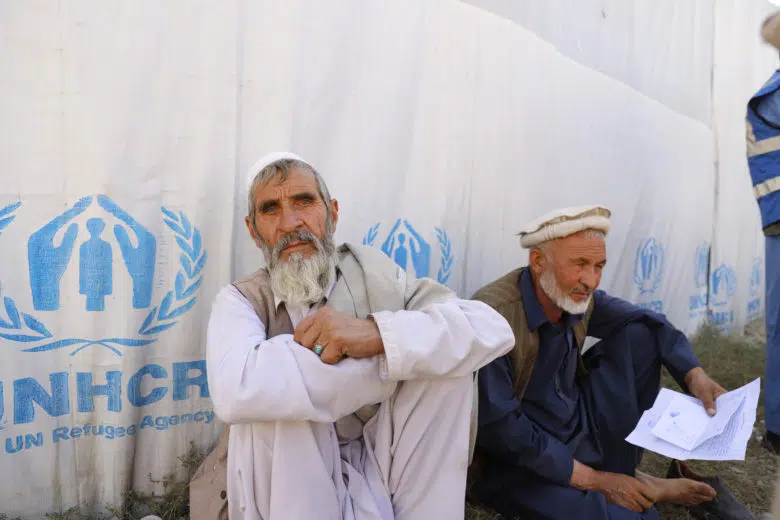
206, 285, 395, 424
372, 275, 515, 381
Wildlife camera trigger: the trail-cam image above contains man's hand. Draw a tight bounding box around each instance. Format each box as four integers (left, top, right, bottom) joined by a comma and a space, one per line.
685, 367, 727, 417
570, 461, 655, 513
293, 308, 385, 364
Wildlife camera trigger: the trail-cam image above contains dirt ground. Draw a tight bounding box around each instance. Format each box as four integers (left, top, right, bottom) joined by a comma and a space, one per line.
467, 322, 776, 520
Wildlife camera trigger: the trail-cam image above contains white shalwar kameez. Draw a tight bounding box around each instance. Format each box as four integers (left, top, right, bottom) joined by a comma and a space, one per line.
207, 284, 514, 520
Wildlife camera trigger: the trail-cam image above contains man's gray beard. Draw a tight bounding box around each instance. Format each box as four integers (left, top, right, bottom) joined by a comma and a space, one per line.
538, 267, 591, 315
259, 228, 337, 307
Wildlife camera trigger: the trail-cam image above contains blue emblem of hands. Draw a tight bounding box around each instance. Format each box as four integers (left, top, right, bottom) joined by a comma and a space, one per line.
634, 238, 663, 293
380, 219, 433, 279
381, 219, 403, 259
403, 220, 430, 279
639, 241, 657, 281
28, 196, 93, 310
97, 195, 157, 309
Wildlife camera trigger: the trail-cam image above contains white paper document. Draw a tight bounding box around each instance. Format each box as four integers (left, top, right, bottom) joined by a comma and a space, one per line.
650, 387, 745, 451
625, 378, 760, 461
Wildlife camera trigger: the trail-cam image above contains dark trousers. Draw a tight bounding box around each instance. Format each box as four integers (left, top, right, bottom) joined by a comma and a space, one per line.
765, 235, 780, 434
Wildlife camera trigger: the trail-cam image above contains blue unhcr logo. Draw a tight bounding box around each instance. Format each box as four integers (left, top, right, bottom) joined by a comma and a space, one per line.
634, 238, 664, 294
694, 243, 710, 289
689, 243, 710, 318
633, 237, 664, 313
749, 257, 762, 298
0, 196, 207, 356
747, 257, 762, 318
709, 263, 736, 329
363, 219, 453, 285
711, 264, 736, 306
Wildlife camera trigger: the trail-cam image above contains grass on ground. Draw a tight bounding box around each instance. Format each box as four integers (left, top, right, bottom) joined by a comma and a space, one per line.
1, 442, 206, 520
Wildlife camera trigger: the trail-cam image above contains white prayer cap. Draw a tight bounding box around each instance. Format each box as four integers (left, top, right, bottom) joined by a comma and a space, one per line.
245, 151, 310, 192
518, 205, 611, 248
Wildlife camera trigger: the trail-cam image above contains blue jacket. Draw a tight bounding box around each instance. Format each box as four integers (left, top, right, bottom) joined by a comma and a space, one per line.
747, 70, 780, 230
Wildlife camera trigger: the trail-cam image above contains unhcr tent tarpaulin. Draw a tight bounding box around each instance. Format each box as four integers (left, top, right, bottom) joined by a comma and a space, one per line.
461, 0, 777, 332
0, 0, 775, 515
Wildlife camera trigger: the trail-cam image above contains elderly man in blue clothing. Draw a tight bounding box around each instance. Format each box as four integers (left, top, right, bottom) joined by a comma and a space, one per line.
469, 205, 755, 520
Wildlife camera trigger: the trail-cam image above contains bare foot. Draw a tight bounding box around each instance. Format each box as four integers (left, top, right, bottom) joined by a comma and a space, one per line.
635, 470, 717, 507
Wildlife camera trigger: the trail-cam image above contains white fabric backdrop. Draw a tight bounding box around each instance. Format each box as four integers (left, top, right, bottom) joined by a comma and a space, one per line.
0, 0, 775, 515
709, 0, 777, 333
460, 0, 716, 125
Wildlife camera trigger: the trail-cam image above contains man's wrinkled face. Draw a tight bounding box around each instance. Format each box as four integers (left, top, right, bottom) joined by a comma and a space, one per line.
532, 230, 607, 314
244, 166, 339, 306
245, 167, 339, 263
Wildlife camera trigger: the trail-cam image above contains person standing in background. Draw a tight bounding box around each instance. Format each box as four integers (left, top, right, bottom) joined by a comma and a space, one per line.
751, 11, 780, 520
749, 12, 780, 456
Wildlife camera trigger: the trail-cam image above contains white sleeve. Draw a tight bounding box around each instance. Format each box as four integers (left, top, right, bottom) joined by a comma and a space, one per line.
372, 297, 515, 381
206, 285, 396, 424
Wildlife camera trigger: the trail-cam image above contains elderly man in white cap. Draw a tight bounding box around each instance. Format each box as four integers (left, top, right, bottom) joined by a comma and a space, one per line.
199, 152, 514, 520
467, 206, 756, 520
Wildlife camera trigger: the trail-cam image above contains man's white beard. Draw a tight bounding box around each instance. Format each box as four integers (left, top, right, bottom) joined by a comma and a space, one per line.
259, 227, 337, 307
269, 250, 336, 307
538, 268, 591, 315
